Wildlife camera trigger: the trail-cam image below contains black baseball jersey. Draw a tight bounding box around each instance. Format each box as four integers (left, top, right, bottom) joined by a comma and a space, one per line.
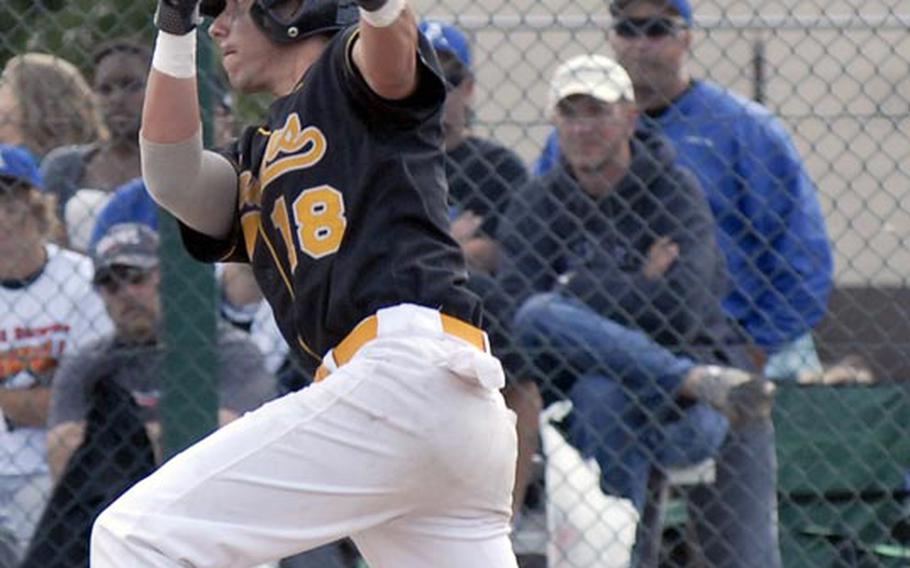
180, 26, 480, 370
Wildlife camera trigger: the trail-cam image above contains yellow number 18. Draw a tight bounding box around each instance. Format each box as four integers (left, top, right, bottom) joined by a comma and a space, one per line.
271, 185, 347, 272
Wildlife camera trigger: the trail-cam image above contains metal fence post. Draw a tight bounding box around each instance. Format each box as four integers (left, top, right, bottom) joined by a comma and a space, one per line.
159, 28, 218, 460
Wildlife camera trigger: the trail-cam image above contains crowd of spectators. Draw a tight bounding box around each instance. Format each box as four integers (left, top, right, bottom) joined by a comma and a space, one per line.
0, 0, 889, 566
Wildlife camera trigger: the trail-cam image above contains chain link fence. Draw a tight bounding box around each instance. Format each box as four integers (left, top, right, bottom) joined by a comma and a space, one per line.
1, 0, 909, 567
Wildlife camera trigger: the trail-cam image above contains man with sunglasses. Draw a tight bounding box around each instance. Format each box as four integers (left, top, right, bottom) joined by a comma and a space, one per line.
536, 0, 833, 386
419, 20, 529, 277
39, 223, 274, 566
47, 223, 275, 474
532, 1, 821, 565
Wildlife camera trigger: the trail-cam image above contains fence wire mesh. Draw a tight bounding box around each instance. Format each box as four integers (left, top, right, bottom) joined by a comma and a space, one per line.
1, 0, 909, 567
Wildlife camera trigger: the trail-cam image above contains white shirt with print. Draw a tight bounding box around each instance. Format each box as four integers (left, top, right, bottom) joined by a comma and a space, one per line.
0, 244, 112, 476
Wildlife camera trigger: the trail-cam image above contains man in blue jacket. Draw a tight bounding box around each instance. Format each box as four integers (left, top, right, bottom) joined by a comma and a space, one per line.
502, 54, 778, 568
535, 0, 834, 381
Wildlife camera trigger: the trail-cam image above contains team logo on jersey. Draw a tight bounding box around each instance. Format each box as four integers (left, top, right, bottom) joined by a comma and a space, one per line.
238, 113, 347, 279
260, 113, 327, 190
238, 170, 264, 260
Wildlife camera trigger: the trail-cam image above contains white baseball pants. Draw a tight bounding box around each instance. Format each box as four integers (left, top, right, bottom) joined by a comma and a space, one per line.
90, 305, 519, 568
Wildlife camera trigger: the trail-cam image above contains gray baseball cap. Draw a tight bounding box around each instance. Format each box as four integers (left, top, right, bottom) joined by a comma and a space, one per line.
92, 223, 160, 276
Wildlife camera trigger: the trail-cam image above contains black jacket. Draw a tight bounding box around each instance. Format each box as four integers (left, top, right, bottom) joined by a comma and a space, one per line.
20, 377, 155, 568
499, 128, 739, 355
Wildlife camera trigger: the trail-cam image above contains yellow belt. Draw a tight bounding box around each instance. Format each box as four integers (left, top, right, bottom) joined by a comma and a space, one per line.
314, 312, 488, 382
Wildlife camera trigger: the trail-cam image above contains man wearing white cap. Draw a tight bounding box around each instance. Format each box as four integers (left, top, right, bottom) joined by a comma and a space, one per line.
500, 55, 776, 566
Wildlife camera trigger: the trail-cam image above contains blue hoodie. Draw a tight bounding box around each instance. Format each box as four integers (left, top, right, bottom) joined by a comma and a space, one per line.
535, 80, 834, 351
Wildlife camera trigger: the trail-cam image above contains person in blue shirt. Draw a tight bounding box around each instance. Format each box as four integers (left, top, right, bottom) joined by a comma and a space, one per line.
535, 0, 834, 381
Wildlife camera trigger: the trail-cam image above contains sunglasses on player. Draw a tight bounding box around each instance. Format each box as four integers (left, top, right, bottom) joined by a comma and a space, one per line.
93, 265, 154, 294
613, 17, 687, 39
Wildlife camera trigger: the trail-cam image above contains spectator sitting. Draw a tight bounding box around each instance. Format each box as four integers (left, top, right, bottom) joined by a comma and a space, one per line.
534, 0, 834, 382
0, 53, 105, 160
0, 144, 112, 562
501, 55, 778, 567
30, 223, 275, 568
419, 20, 529, 276
40, 40, 152, 244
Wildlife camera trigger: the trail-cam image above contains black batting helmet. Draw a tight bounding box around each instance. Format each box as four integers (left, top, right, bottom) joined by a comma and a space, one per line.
201, 0, 359, 43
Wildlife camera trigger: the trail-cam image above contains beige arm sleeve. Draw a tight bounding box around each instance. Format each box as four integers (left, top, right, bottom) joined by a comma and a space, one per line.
140, 129, 239, 239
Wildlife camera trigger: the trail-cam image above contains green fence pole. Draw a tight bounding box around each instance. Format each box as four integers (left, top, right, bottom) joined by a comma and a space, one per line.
159, 28, 218, 460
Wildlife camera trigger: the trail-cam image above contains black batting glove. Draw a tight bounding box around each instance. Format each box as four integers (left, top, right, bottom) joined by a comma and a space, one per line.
357, 0, 389, 11
155, 0, 202, 35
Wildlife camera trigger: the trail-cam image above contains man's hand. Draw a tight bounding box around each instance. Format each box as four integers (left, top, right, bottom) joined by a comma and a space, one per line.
643, 236, 679, 280
462, 237, 501, 276
155, 0, 202, 35
451, 211, 483, 244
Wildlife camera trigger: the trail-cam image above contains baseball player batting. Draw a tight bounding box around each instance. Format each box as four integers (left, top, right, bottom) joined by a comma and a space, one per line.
89, 0, 519, 566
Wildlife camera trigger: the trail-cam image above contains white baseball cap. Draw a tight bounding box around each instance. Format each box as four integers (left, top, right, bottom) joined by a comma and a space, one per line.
548, 54, 635, 111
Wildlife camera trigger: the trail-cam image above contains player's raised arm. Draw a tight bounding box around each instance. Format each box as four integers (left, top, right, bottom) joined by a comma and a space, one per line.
140, 0, 238, 240
352, 0, 420, 100
143, 1, 202, 143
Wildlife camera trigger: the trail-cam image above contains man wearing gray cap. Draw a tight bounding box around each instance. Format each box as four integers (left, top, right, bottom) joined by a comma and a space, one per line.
500, 54, 775, 567
38, 223, 275, 567
48, 223, 275, 475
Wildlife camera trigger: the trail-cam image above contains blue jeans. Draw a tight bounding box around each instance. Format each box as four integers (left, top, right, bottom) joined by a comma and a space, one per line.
513, 293, 726, 510
514, 293, 781, 568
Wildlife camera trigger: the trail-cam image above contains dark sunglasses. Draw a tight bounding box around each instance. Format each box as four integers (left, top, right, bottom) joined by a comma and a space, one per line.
93, 265, 152, 294
614, 17, 686, 39
0, 176, 32, 195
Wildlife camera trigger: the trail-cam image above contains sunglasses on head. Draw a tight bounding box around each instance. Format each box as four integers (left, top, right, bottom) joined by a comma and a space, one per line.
93, 265, 152, 294
614, 17, 686, 39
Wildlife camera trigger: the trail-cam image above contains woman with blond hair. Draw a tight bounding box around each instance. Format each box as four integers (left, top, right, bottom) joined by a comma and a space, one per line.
0, 52, 105, 158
